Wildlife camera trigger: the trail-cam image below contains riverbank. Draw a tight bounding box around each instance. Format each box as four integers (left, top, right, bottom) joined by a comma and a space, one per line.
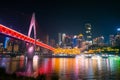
41, 54, 76, 58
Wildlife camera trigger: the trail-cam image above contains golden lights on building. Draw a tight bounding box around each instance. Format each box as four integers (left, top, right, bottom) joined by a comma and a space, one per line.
87, 47, 119, 54
54, 48, 80, 54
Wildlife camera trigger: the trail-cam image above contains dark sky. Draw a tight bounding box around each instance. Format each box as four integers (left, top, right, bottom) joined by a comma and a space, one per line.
0, 0, 120, 41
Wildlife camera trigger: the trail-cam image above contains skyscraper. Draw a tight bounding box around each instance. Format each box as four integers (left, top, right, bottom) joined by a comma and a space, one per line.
4, 37, 10, 49
58, 33, 62, 45
62, 33, 66, 43
85, 23, 92, 41
117, 28, 120, 35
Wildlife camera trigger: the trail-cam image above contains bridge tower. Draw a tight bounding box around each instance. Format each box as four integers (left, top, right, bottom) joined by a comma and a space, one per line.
26, 13, 37, 60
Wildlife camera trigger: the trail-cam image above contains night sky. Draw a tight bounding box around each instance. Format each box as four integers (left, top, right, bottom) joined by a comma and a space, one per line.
0, 0, 120, 41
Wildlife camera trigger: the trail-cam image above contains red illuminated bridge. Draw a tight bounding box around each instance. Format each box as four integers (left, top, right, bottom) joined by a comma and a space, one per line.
0, 24, 55, 51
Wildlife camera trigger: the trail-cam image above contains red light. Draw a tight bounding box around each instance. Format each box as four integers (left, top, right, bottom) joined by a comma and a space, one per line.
0, 24, 55, 51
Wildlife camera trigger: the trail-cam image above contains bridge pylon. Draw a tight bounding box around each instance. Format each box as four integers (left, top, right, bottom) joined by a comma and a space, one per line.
26, 13, 36, 60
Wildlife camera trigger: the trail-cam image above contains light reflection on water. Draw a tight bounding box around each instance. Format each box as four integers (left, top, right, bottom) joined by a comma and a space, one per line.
0, 55, 120, 79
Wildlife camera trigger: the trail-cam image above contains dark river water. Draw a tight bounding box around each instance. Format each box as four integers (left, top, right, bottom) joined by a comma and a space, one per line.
0, 54, 120, 80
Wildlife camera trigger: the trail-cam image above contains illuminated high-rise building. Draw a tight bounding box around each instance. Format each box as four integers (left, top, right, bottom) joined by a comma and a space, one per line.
7, 39, 13, 52
4, 37, 10, 49
62, 33, 66, 43
117, 28, 120, 35
77, 34, 84, 48
72, 35, 78, 48
115, 34, 120, 46
64, 35, 71, 47
58, 33, 62, 45
85, 23, 92, 41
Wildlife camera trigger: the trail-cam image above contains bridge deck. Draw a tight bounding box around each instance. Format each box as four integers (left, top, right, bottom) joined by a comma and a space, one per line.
0, 24, 55, 51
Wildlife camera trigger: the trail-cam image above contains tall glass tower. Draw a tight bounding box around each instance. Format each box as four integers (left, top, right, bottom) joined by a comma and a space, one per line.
85, 23, 92, 41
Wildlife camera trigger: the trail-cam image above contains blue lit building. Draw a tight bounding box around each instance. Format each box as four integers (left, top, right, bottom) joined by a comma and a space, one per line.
117, 28, 120, 35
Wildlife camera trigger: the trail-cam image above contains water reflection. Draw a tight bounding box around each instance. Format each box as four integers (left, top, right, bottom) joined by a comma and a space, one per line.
0, 55, 120, 79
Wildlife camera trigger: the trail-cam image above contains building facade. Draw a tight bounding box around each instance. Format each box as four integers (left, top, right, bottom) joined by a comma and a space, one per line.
85, 23, 92, 41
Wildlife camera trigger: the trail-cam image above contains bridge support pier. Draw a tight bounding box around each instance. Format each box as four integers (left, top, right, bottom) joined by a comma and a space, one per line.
26, 44, 35, 60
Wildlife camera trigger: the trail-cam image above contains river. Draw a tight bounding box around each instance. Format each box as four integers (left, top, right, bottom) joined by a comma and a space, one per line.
0, 54, 120, 80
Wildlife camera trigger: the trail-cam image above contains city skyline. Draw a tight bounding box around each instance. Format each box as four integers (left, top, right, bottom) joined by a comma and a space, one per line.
0, 0, 120, 40
0, 1, 120, 79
